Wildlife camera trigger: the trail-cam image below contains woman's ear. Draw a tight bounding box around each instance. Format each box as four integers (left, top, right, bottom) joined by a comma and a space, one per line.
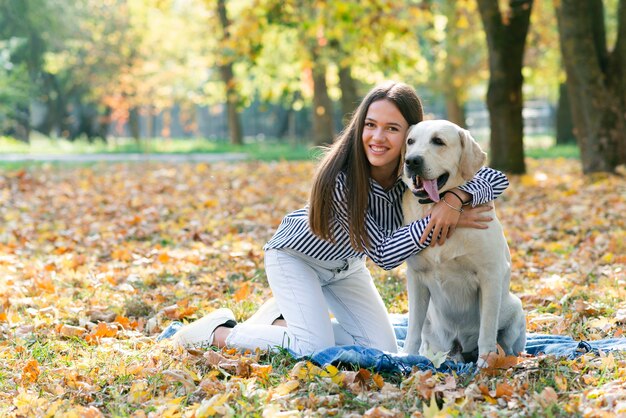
458, 128, 487, 180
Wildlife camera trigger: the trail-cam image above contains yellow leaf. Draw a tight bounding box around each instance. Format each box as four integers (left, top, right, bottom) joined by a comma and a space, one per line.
273, 380, 300, 397
520, 175, 537, 187
601, 252, 614, 263
599, 352, 616, 370
195, 392, 231, 417
127, 380, 150, 404
372, 373, 384, 389
422, 392, 441, 418
321, 364, 344, 385
291, 361, 323, 381
554, 375, 568, 392
251, 363, 272, 382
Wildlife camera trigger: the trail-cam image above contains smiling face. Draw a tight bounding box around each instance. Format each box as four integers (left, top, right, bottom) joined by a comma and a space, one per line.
361, 99, 410, 188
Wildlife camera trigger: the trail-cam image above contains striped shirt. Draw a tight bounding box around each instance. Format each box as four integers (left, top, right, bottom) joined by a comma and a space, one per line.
264, 166, 509, 270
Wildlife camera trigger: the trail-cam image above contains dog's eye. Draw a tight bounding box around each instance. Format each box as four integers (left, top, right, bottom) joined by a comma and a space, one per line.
431, 137, 445, 146
407, 137, 415, 145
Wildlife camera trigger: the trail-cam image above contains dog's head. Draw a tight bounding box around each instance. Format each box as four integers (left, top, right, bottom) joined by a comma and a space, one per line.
401, 120, 486, 202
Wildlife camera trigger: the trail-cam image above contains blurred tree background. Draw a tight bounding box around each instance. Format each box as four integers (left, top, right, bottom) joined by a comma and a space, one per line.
0, 0, 624, 174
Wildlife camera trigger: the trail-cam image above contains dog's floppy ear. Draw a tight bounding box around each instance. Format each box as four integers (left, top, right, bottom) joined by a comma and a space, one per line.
458, 128, 487, 181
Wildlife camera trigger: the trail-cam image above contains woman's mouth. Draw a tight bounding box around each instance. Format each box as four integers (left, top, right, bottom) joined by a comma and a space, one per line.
370, 145, 388, 154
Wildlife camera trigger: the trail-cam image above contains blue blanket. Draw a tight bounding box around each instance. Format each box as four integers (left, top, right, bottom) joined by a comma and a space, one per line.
306, 314, 626, 374
160, 314, 626, 374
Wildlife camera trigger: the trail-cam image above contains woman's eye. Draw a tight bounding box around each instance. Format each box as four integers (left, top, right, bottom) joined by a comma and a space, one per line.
387, 126, 399, 132
365, 122, 375, 128
431, 137, 445, 146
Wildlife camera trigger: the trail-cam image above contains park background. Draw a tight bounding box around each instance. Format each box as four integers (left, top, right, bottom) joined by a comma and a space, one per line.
1, 1, 625, 417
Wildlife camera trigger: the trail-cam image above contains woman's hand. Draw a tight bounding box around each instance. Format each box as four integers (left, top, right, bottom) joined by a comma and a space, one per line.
419, 196, 462, 246
457, 204, 493, 229
418, 189, 493, 246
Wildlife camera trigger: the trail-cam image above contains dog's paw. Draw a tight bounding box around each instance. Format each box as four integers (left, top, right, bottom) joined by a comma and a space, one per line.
476, 357, 489, 369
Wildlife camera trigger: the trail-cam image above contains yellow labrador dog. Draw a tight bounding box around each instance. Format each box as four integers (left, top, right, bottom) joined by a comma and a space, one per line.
401, 120, 525, 366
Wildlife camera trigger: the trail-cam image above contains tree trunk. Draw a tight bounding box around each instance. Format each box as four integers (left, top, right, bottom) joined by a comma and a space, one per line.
129, 107, 140, 141
216, 0, 243, 145
555, 82, 576, 145
555, 0, 626, 173
444, 91, 466, 128
338, 64, 359, 125
477, 0, 533, 174
11, 105, 31, 143
311, 59, 335, 145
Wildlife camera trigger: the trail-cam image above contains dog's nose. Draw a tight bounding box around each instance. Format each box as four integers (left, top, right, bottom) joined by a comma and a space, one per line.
405, 156, 424, 174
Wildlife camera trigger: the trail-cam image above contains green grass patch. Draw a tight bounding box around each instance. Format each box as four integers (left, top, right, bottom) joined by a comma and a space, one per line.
0, 134, 317, 161
1, 133, 580, 166
525, 144, 580, 159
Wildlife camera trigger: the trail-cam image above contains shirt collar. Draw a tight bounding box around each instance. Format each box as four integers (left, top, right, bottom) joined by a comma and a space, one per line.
370, 176, 406, 195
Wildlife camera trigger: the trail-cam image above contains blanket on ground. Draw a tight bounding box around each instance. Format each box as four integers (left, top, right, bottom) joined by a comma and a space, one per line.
306, 314, 626, 374
160, 314, 626, 374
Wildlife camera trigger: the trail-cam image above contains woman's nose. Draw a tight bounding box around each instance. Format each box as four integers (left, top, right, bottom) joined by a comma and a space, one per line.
372, 127, 385, 140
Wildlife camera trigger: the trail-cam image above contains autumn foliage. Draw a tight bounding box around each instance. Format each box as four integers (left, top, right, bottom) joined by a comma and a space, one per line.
0, 158, 624, 416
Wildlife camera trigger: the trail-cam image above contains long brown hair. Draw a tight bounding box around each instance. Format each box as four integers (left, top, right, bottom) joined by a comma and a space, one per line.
308, 81, 424, 252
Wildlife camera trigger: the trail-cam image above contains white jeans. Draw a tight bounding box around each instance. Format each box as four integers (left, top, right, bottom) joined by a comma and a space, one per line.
225, 249, 398, 355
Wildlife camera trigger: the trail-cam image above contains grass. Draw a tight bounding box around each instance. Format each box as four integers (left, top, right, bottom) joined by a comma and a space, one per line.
0, 133, 579, 164
0, 134, 318, 161
0, 159, 624, 416
525, 143, 580, 159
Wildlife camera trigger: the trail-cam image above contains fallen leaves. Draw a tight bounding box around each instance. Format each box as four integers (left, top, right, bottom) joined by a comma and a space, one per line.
85, 322, 118, 343
0, 159, 624, 417
479, 346, 520, 376
21, 359, 40, 384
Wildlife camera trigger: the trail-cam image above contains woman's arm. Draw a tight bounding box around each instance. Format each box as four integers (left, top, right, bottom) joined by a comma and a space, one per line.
330, 175, 433, 270
419, 167, 508, 245
456, 166, 509, 206
331, 167, 508, 270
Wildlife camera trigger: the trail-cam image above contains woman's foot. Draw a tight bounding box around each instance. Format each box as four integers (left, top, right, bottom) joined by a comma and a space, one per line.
173, 308, 237, 349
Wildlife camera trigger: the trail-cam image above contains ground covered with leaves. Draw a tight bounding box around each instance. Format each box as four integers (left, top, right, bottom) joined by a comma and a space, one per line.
0, 158, 624, 417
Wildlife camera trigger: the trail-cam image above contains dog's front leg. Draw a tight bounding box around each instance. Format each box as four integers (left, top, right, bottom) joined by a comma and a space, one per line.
477, 274, 503, 367
404, 268, 430, 355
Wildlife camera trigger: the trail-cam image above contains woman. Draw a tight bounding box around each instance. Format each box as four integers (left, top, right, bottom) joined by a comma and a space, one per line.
172, 81, 507, 355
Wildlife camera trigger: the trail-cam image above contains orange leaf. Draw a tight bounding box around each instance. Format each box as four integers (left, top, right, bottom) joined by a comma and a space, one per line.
22, 360, 40, 384
85, 322, 118, 343
233, 282, 251, 302
114, 315, 137, 330
495, 382, 515, 398
480, 346, 520, 376
33, 276, 55, 293
157, 252, 170, 263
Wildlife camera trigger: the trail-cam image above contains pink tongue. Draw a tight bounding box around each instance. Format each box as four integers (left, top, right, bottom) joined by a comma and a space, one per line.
423, 179, 440, 202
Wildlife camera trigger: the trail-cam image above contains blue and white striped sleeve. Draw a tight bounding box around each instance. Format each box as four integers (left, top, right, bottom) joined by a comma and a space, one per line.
457, 166, 509, 206
331, 175, 432, 270
364, 216, 433, 270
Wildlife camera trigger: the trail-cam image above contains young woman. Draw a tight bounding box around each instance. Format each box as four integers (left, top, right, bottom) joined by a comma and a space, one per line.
172, 81, 508, 355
